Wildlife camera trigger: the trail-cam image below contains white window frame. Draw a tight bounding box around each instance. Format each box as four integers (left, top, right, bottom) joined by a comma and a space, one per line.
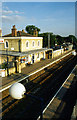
38, 40, 40, 47
32, 40, 35, 47
26, 40, 29, 49
5, 40, 9, 48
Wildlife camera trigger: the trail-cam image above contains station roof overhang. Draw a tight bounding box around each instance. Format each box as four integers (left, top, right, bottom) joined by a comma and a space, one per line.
0, 48, 53, 57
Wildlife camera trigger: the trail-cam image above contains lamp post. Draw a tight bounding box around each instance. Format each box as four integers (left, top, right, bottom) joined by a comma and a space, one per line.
6, 49, 9, 76
48, 33, 50, 49
9, 83, 44, 120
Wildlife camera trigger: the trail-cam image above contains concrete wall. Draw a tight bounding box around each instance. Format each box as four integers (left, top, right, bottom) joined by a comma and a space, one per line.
53, 49, 64, 58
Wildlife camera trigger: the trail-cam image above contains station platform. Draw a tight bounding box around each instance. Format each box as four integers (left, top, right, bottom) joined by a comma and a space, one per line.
71, 99, 77, 120
42, 65, 77, 120
0, 50, 73, 92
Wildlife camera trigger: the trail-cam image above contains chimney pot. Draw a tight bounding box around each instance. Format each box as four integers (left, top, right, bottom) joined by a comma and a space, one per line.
0, 28, 2, 37
22, 29, 25, 32
33, 29, 38, 37
12, 25, 17, 37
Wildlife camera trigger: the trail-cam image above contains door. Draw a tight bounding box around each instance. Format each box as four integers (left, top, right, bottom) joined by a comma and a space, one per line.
14, 56, 17, 73
32, 54, 34, 63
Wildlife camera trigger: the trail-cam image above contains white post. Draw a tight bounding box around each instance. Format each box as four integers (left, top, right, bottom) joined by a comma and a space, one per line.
43, 51, 45, 59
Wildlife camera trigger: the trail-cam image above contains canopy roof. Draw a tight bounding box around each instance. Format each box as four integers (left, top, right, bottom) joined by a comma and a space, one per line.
0, 48, 52, 57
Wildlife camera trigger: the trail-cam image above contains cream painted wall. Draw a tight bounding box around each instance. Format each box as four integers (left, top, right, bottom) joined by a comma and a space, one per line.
1, 37, 43, 52
0, 43, 4, 50
0, 39, 20, 51
53, 49, 64, 58
21, 38, 43, 52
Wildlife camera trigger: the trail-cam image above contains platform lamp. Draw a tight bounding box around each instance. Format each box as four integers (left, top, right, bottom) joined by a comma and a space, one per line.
9, 83, 44, 120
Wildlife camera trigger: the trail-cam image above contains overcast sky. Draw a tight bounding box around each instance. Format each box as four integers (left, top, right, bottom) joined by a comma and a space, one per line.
1, 1, 76, 37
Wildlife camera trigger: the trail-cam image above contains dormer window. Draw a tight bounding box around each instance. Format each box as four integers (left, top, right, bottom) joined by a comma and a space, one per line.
5, 40, 8, 48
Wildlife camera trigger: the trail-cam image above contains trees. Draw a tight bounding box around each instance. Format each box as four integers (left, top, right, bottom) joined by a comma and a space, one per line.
39, 33, 48, 47
25, 25, 40, 35
56, 35, 64, 45
1, 62, 7, 69
39, 32, 57, 48
39, 32, 77, 48
68, 35, 77, 49
25, 25, 77, 49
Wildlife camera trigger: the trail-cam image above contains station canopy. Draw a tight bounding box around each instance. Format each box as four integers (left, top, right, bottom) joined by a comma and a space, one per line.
0, 48, 52, 57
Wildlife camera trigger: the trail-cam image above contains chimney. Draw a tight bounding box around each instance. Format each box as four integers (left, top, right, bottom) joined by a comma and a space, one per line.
0, 28, 2, 37
12, 25, 17, 37
33, 29, 38, 37
22, 29, 25, 32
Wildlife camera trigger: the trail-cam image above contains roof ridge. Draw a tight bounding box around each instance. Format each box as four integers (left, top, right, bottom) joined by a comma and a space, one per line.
3, 30, 35, 37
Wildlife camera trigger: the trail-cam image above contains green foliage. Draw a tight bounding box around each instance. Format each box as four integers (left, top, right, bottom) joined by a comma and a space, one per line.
56, 35, 64, 45
39, 33, 48, 47
26, 25, 77, 48
39, 32, 77, 48
25, 25, 40, 35
50, 34, 56, 47
1, 62, 7, 69
39, 32, 57, 47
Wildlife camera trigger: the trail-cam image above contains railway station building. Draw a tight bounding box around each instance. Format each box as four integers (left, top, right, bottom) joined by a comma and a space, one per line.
0, 25, 53, 76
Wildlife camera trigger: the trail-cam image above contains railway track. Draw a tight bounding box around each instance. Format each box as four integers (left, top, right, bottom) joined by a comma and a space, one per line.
2, 54, 77, 119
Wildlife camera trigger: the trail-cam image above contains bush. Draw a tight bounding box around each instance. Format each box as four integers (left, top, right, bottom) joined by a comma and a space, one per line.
1, 62, 7, 69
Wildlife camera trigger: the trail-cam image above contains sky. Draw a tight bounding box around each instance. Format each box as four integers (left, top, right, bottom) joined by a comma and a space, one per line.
1, 0, 77, 2
1, 2, 76, 37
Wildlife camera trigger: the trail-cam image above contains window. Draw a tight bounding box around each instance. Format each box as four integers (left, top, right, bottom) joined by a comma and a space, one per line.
37, 53, 40, 59
5, 40, 8, 48
32, 41, 35, 47
26, 41, 29, 48
38, 40, 40, 47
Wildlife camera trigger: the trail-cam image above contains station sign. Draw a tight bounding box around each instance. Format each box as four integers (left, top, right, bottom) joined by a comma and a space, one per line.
0, 39, 4, 43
